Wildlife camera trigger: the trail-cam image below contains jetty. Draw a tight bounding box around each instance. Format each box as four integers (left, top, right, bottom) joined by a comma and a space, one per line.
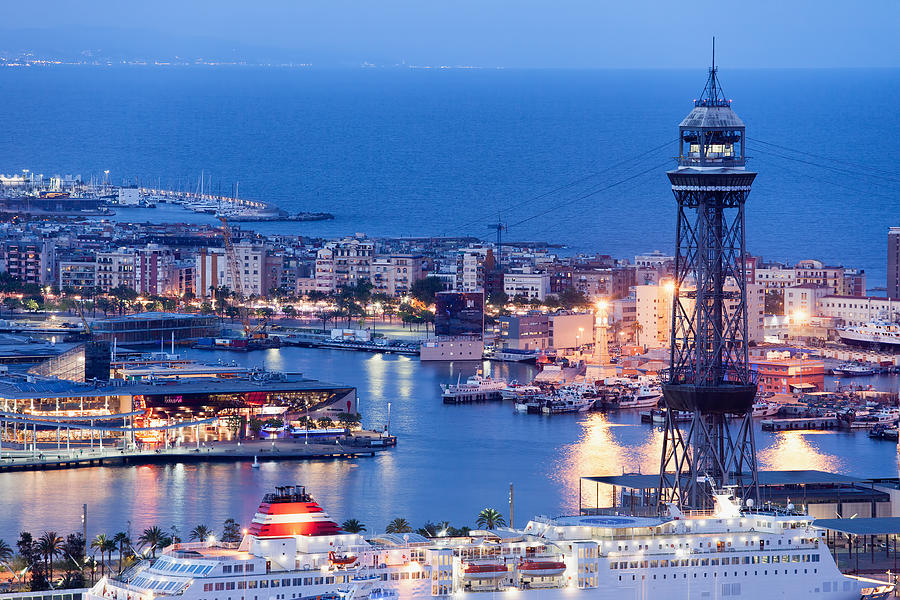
0, 437, 394, 473
761, 415, 839, 431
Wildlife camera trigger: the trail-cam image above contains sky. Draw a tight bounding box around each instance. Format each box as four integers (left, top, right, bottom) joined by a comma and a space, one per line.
1, 0, 898, 68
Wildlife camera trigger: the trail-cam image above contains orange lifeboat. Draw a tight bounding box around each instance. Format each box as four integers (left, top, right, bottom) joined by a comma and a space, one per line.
463, 564, 508, 579
517, 560, 566, 577
329, 551, 358, 567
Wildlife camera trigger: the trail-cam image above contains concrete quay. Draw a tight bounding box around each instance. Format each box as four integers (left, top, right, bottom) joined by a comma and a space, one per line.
0, 438, 392, 472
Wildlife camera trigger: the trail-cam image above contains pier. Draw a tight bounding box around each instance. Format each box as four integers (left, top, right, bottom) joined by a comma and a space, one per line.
0, 437, 392, 473
761, 415, 840, 431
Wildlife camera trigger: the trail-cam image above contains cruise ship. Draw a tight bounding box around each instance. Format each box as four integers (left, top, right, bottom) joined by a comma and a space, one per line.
86, 485, 891, 600
837, 321, 900, 349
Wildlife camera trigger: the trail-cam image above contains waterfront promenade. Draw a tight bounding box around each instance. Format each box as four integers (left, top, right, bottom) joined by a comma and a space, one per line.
0, 436, 391, 472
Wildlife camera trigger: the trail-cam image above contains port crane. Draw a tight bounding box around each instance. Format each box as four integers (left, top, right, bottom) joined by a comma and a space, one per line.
219, 217, 269, 339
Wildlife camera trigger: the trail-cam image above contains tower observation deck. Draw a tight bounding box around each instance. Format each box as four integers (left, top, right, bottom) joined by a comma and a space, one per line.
658, 44, 759, 510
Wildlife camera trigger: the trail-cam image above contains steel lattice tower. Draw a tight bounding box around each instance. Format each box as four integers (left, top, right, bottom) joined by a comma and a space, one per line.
658, 48, 759, 510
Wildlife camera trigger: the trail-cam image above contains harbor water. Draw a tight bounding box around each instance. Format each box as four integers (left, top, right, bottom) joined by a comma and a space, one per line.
0, 346, 898, 541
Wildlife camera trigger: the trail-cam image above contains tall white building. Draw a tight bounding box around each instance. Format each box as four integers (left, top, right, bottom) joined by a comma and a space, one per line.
195, 243, 265, 297
503, 271, 550, 301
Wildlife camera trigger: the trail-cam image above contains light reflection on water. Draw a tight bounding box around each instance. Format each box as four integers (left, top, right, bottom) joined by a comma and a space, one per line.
0, 347, 897, 539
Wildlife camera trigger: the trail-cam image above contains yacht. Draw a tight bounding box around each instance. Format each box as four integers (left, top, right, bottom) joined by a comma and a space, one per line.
830, 363, 877, 377
752, 401, 780, 418
616, 385, 663, 409
837, 321, 900, 349
500, 382, 543, 401
86, 485, 891, 600
441, 373, 507, 404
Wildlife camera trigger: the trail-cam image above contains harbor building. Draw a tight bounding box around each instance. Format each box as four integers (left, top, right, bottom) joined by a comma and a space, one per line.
421, 291, 484, 361
750, 350, 825, 394
0, 369, 357, 447
91, 312, 220, 345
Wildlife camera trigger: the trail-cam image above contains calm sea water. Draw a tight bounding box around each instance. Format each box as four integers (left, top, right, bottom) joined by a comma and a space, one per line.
0, 347, 897, 541
0, 67, 898, 287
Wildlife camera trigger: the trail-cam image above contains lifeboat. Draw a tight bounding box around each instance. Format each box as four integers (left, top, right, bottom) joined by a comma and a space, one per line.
329, 551, 358, 567
463, 564, 508, 579
517, 560, 566, 577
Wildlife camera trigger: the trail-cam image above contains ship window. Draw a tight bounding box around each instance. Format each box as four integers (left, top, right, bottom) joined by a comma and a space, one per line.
223, 565, 232, 573
234, 564, 244, 573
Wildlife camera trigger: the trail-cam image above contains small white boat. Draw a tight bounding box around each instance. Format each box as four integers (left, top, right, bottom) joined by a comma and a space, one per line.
251, 456, 260, 469
617, 385, 662, 409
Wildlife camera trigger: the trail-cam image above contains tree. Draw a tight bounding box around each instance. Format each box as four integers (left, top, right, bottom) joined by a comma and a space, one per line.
385, 518, 412, 534
475, 508, 506, 529
765, 290, 784, 315
24, 298, 39, 312
112, 532, 130, 574
410, 276, 443, 305
341, 519, 366, 533
0, 538, 12, 564
189, 525, 212, 542
221, 519, 242, 543
282, 305, 297, 319
37, 531, 65, 582
316, 417, 334, 429
557, 287, 590, 310
2, 297, 22, 314
137, 526, 166, 558
629, 321, 643, 346
337, 412, 361, 429
90, 534, 110, 577
17, 532, 36, 566
487, 291, 509, 306
63, 533, 85, 586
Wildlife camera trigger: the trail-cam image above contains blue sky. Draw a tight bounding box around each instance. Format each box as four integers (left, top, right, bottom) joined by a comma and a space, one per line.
1, 0, 898, 68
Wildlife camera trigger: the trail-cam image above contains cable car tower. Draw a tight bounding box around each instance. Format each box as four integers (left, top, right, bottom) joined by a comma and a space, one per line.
658, 42, 759, 510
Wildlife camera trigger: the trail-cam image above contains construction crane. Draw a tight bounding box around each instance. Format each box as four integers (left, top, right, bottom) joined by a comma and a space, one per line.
219, 217, 269, 339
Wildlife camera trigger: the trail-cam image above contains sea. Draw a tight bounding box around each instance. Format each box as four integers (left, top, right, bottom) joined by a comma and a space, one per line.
0, 67, 898, 287
1, 66, 900, 541
0, 347, 898, 542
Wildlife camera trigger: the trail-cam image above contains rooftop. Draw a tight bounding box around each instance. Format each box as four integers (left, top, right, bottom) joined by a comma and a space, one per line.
0, 371, 349, 400
813, 517, 900, 536
582, 470, 872, 490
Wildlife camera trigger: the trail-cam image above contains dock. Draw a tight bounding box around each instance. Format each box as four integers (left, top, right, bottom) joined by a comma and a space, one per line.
761, 416, 840, 431
0, 438, 392, 473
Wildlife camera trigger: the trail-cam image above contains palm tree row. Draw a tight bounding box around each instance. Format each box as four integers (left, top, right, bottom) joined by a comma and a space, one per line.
342, 508, 507, 538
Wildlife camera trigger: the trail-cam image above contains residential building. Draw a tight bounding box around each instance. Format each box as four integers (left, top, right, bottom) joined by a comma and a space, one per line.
59, 259, 97, 291
195, 243, 265, 297
95, 248, 136, 292
371, 254, 425, 297
135, 245, 178, 296
889, 227, 900, 299
0, 239, 55, 285
503, 270, 550, 301
793, 260, 845, 295
455, 246, 495, 292
843, 269, 866, 297
818, 295, 900, 326
784, 283, 831, 319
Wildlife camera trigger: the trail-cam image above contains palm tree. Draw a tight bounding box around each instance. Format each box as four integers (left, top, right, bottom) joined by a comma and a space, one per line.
90, 534, 110, 577
189, 525, 212, 542
385, 518, 412, 534
112, 532, 130, 574
476, 508, 506, 529
341, 519, 366, 534
102, 537, 116, 575
629, 320, 643, 346
137, 526, 166, 559
0, 538, 12, 564
37, 531, 65, 582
